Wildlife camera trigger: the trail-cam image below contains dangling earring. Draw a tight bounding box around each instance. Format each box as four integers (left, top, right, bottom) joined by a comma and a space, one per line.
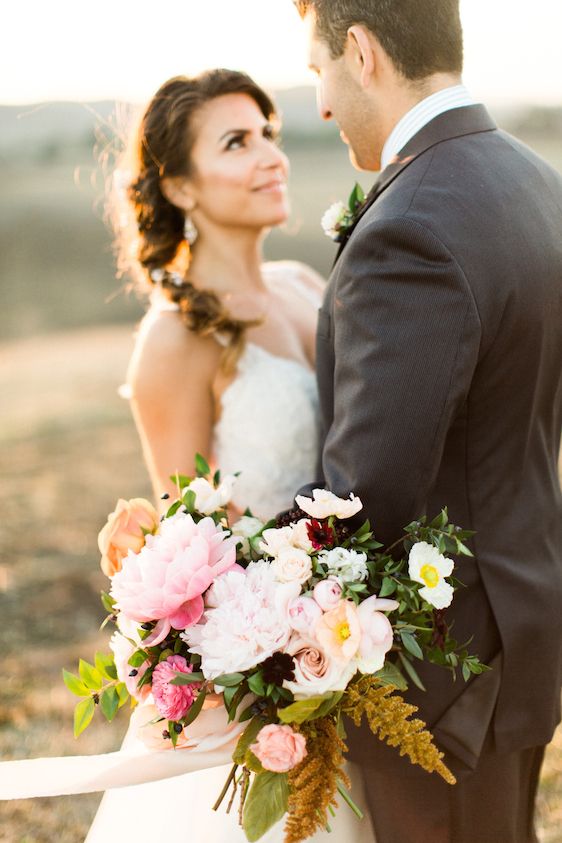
183, 214, 198, 246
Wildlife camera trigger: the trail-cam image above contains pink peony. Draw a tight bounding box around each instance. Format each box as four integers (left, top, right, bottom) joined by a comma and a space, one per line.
250, 724, 307, 773
151, 655, 202, 721
110, 513, 238, 640
312, 577, 343, 611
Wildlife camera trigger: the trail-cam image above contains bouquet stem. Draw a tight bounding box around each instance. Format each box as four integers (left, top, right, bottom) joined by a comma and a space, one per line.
213, 763, 238, 812
336, 779, 364, 820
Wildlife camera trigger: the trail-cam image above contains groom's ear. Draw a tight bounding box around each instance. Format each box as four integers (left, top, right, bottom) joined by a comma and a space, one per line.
346, 25, 377, 89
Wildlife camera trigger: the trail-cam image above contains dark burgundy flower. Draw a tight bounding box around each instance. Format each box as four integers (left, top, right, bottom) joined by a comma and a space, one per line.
306, 518, 335, 550
261, 652, 296, 686
275, 507, 308, 528
431, 609, 449, 651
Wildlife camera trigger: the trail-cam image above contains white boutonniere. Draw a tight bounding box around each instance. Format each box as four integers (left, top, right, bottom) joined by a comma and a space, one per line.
321, 183, 366, 242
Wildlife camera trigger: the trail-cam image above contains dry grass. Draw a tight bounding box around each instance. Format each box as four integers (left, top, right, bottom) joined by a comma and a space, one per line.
0, 325, 560, 842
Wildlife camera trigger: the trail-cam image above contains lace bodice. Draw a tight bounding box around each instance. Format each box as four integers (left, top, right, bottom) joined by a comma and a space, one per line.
138, 266, 320, 520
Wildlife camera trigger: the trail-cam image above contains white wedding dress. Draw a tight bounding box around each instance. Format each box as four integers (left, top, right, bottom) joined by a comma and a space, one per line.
0, 265, 376, 842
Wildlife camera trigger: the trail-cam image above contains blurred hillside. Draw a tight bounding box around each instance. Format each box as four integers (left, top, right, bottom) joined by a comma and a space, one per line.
1, 88, 562, 340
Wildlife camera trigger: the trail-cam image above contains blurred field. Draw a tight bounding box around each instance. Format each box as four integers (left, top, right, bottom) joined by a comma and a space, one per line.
0, 113, 561, 840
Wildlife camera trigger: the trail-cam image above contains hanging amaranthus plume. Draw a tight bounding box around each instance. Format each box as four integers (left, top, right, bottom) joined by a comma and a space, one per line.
284, 717, 348, 843
342, 677, 456, 785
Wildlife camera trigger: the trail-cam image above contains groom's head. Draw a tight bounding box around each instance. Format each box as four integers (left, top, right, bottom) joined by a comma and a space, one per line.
296, 0, 464, 170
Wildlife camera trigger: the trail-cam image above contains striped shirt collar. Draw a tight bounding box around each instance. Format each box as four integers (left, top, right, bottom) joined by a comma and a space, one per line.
380, 84, 475, 171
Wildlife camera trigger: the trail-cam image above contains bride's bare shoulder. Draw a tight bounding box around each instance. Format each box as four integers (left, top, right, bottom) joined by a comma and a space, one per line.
262, 260, 326, 298
128, 310, 221, 398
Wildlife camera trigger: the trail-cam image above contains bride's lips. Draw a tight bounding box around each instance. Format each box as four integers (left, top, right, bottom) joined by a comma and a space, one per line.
252, 180, 286, 195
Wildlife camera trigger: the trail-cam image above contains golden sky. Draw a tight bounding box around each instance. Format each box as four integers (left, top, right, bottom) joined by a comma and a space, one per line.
1, 0, 561, 106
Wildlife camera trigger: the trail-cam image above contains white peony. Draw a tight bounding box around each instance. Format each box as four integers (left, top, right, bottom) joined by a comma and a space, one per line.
319, 547, 369, 583
355, 596, 398, 674
185, 475, 237, 515
408, 542, 454, 609
182, 561, 300, 679
271, 545, 313, 585
296, 488, 363, 520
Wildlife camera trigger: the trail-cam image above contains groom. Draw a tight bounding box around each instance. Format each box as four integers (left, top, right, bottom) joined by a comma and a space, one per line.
293, 1, 562, 841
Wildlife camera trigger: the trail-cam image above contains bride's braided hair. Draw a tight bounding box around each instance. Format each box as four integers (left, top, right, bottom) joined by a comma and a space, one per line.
114, 71, 276, 370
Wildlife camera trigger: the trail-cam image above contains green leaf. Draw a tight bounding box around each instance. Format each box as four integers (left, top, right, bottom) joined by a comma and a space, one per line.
379, 577, 397, 597
100, 590, 116, 612
169, 720, 179, 748
247, 672, 266, 696
78, 659, 103, 691
95, 652, 118, 681
462, 662, 471, 682
398, 652, 426, 691
233, 716, 265, 764
214, 469, 222, 485
373, 661, 408, 691
100, 687, 119, 722
213, 672, 246, 687
170, 671, 205, 686
62, 669, 89, 697
115, 682, 129, 708
170, 473, 191, 490
278, 694, 332, 725
182, 489, 197, 513
182, 689, 207, 727
195, 453, 211, 477
74, 697, 95, 738
400, 631, 424, 660
311, 691, 344, 720
166, 500, 182, 517
128, 649, 149, 668
223, 685, 239, 710
243, 772, 289, 842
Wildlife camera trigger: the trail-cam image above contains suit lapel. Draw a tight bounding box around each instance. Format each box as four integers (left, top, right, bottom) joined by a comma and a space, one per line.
333, 104, 497, 266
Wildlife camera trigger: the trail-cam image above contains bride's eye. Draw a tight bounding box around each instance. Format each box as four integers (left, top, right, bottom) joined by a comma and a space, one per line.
225, 133, 246, 151
263, 124, 279, 144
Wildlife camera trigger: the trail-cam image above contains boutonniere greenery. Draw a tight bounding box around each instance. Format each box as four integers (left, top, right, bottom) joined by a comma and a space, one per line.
321, 183, 366, 242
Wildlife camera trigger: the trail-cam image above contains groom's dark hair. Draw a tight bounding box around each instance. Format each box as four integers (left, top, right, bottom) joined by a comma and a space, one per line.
296, 0, 463, 80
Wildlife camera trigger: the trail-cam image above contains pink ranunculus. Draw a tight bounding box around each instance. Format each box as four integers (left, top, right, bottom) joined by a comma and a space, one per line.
287, 596, 323, 634
250, 724, 307, 773
151, 655, 201, 721
312, 577, 343, 611
110, 512, 238, 632
98, 498, 159, 578
356, 595, 398, 674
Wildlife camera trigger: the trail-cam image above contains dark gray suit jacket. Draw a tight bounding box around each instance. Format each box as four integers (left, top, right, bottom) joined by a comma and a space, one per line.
305, 104, 562, 769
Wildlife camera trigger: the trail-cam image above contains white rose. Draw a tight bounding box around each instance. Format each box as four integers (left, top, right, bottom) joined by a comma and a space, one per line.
319, 547, 368, 583
186, 475, 236, 515
321, 201, 347, 240
296, 488, 363, 520
231, 515, 265, 556
272, 545, 313, 585
408, 542, 454, 609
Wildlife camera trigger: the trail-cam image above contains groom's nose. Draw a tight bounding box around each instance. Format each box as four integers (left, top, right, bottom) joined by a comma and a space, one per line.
316, 86, 333, 121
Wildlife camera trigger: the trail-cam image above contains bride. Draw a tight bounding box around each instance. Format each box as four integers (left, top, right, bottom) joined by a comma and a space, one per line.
85, 70, 376, 842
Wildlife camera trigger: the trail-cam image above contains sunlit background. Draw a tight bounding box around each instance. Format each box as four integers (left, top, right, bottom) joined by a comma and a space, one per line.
1, 2, 562, 841
1, 0, 562, 105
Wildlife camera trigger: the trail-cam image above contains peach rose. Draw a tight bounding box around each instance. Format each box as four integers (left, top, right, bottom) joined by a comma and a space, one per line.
98, 498, 158, 577
250, 724, 307, 773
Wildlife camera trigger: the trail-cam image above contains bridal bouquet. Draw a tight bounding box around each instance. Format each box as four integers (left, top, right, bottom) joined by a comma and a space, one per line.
64, 456, 486, 842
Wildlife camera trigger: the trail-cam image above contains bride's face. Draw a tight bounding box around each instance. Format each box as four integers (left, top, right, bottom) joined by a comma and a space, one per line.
181, 93, 290, 232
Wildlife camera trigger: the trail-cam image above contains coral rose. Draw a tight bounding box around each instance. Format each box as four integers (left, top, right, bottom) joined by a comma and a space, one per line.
98, 498, 158, 577
250, 724, 307, 773
314, 600, 361, 661
152, 655, 202, 721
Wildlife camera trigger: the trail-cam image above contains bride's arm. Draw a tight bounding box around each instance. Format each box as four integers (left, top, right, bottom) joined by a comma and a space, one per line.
125, 312, 222, 504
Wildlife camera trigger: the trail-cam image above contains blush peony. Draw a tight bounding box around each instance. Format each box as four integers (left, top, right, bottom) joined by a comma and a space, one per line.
110, 513, 238, 638
356, 595, 398, 674
151, 655, 201, 721
250, 724, 307, 773
98, 498, 158, 577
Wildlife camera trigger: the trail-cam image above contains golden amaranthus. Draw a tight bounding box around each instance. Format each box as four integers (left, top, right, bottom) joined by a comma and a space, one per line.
341, 676, 456, 785
284, 717, 349, 843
